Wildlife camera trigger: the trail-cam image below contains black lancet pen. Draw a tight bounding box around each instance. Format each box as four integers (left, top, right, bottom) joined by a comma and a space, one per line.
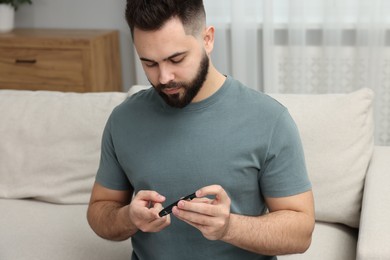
158, 192, 197, 217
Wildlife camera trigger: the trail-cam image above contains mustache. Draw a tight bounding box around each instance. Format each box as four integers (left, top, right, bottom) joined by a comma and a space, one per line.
156, 81, 183, 91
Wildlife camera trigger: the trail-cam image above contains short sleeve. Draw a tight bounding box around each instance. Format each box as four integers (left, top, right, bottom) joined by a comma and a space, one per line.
259, 109, 311, 198
95, 115, 132, 190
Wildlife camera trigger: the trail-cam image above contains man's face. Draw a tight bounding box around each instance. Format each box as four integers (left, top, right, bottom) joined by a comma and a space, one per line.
152, 51, 209, 108
133, 18, 210, 108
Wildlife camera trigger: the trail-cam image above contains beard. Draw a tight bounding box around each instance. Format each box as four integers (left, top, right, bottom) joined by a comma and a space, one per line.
152, 52, 209, 108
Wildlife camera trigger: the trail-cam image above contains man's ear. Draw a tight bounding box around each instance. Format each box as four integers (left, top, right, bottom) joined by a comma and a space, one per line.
203, 26, 215, 55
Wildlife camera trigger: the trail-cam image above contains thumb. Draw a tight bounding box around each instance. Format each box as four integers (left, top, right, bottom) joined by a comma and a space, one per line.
196, 185, 229, 205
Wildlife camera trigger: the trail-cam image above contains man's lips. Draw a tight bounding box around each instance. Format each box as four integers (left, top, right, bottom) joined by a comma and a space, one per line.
162, 87, 181, 95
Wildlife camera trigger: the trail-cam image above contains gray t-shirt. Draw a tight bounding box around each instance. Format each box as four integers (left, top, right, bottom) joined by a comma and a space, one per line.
96, 75, 311, 260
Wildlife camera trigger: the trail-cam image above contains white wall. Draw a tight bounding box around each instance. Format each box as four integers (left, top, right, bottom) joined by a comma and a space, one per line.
15, 0, 136, 91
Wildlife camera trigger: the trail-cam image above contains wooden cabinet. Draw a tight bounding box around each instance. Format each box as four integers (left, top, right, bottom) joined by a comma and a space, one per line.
0, 29, 122, 92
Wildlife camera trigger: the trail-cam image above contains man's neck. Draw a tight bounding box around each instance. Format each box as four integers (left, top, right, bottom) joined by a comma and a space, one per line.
192, 66, 226, 103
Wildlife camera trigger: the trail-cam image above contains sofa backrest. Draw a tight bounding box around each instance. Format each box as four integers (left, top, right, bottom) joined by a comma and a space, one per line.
0, 87, 374, 228
0, 90, 127, 204
270, 88, 374, 228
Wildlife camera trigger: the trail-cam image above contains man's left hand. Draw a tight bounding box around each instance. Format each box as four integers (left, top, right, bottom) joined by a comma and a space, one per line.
172, 184, 231, 240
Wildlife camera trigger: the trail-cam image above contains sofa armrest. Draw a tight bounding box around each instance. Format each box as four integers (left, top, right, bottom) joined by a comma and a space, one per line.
357, 146, 390, 260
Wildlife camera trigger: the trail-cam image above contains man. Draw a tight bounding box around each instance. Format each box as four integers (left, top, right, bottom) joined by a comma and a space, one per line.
87, 0, 315, 259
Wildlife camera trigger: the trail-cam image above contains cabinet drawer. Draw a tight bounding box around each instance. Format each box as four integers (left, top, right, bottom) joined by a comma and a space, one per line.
0, 48, 85, 91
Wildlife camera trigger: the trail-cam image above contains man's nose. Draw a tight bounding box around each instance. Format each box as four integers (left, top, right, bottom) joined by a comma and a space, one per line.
158, 64, 175, 85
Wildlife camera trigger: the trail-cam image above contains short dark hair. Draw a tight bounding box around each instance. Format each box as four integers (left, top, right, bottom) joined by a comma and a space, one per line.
125, 0, 206, 39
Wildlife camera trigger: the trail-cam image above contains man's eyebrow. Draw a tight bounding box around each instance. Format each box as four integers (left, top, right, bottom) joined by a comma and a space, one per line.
140, 51, 188, 63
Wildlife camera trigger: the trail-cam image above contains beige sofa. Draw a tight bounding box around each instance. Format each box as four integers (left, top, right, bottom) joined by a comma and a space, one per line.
0, 87, 389, 259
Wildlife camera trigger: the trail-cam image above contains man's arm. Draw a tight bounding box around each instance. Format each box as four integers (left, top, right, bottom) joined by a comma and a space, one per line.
173, 185, 315, 256
87, 182, 170, 241
223, 190, 315, 255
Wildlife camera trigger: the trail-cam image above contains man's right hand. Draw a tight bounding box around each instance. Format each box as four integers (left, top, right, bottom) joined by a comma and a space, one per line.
128, 190, 171, 233
87, 183, 170, 241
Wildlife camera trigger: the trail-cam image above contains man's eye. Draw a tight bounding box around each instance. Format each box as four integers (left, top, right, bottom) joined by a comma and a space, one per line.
144, 62, 157, 68
170, 57, 185, 64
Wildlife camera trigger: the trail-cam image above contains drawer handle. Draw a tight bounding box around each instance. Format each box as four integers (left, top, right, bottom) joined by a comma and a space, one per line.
15, 59, 37, 64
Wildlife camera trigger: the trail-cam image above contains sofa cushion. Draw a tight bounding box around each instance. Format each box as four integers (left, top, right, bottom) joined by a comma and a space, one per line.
270, 88, 374, 228
0, 199, 131, 260
0, 90, 127, 204
279, 222, 358, 260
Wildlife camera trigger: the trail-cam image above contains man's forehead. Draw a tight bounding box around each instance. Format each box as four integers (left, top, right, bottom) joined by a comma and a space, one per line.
133, 20, 199, 62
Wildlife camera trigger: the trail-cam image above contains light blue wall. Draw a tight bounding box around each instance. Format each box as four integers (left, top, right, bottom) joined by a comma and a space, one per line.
15, 0, 136, 91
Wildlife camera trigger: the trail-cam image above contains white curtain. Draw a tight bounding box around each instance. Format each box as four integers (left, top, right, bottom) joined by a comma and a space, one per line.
133, 0, 390, 145
203, 0, 390, 146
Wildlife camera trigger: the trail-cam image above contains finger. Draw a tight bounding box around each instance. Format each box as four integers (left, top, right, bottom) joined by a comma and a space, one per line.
153, 215, 171, 231
176, 199, 215, 216
150, 213, 170, 225
173, 205, 213, 226
137, 202, 165, 220
135, 190, 166, 203
140, 214, 171, 233
192, 197, 213, 204
140, 205, 167, 222
196, 185, 230, 204
152, 202, 164, 210
150, 202, 165, 217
